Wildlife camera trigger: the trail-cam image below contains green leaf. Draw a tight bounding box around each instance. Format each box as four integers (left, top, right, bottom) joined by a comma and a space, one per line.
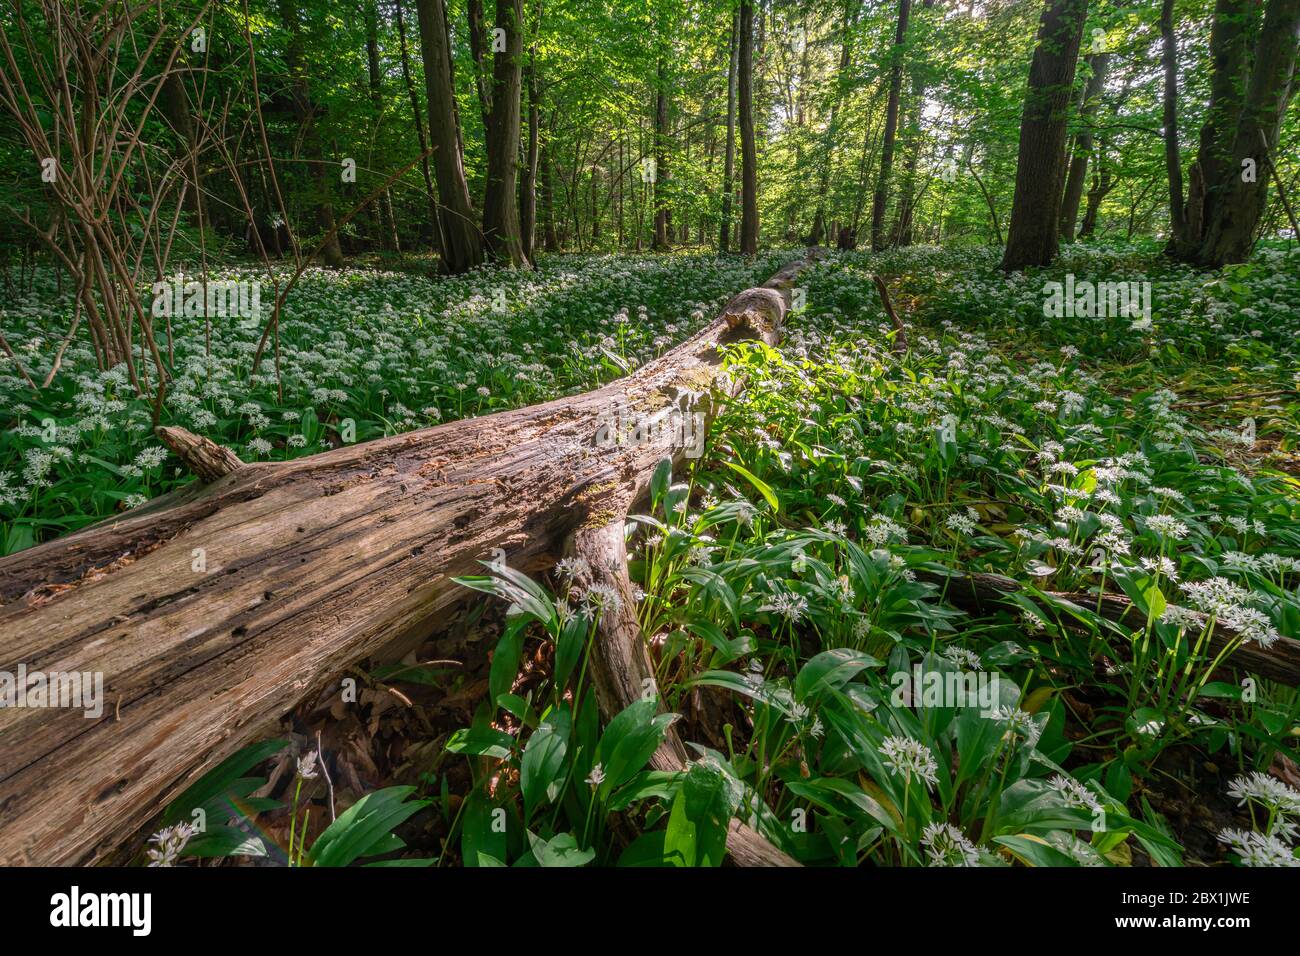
446, 727, 516, 760
651, 457, 673, 511
596, 699, 679, 795
795, 648, 881, 702
461, 789, 508, 868
554, 609, 589, 688
664, 760, 739, 867
489, 617, 528, 708
163, 739, 288, 825
520, 710, 570, 819
526, 830, 595, 867
308, 786, 429, 867
617, 831, 669, 866
722, 460, 779, 513
183, 825, 267, 859
994, 834, 1082, 867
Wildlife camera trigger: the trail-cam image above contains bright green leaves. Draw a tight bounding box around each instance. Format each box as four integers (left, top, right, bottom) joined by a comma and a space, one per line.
663, 760, 742, 867
722, 458, 780, 513
520, 708, 571, 819
592, 698, 678, 801
309, 786, 431, 867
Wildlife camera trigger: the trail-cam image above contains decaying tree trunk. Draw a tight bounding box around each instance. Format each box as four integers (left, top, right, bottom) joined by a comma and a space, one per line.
569, 520, 798, 866
0, 253, 821, 866
922, 569, 1300, 686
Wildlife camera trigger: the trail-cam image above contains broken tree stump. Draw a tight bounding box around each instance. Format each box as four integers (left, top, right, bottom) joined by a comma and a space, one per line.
0, 249, 823, 865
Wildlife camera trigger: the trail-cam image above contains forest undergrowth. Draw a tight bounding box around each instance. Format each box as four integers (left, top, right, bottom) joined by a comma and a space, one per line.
7, 243, 1298, 868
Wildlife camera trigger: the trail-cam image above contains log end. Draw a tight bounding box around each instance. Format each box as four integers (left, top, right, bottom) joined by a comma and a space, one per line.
721, 287, 787, 346
156, 426, 246, 483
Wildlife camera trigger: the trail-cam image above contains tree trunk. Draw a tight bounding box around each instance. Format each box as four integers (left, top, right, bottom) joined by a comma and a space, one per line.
1078, 142, 1113, 238
652, 54, 672, 251
482, 0, 528, 266
520, 37, 541, 264
870, 0, 911, 252
278, 0, 345, 268
415, 0, 485, 273
1000, 0, 1089, 271
540, 139, 560, 251
160, 72, 205, 223
1193, 0, 1259, 249
366, 0, 401, 253
890, 94, 923, 247
1059, 52, 1109, 240
1193, 0, 1300, 265
739, 0, 759, 255
811, 4, 854, 247
719, 10, 739, 253
467, 0, 495, 130
0, 253, 821, 866
395, 0, 443, 255
1161, 0, 1190, 246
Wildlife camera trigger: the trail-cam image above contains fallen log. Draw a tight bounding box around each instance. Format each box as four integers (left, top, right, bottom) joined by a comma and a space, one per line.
922, 569, 1300, 686
0, 250, 822, 866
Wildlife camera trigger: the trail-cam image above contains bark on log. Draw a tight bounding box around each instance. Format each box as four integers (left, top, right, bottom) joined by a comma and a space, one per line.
156, 426, 245, 483
0, 250, 823, 866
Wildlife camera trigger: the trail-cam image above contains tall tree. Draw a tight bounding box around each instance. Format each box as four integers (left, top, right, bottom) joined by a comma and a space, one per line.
415, 0, 484, 272
652, 46, 672, 251
394, 0, 442, 254
365, 0, 400, 253
1160, 0, 1189, 247
811, 1, 855, 247
467, 0, 495, 129
482, 0, 528, 266
1166, 0, 1296, 266
160, 71, 204, 223
1078, 135, 1114, 238
719, 8, 739, 253
278, 0, 346, 267
870, 0, 911, 252
1059, 52, 1109, 240
1191, 0, 1259, 249
520, 1, 542, 264
1193, 0, 1300, 265
739, 0, 758, 255
1000, 0, 1089, 271
540, 140, 560, 251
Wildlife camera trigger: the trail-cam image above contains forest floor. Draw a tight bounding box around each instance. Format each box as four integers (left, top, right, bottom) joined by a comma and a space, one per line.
5, 242, 1299, 867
